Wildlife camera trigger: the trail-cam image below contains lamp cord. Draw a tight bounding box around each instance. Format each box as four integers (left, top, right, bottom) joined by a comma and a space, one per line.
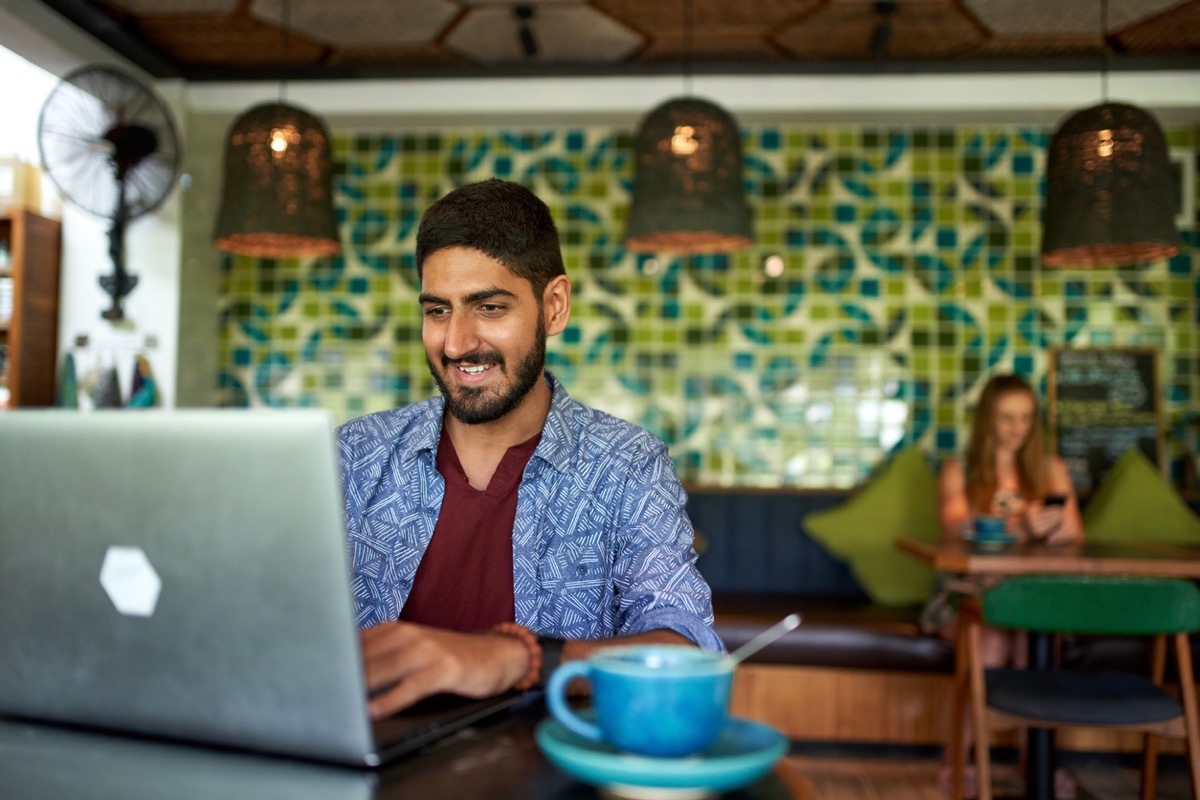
1100, 0, 1109, 103
280, 0, 290, 104
683, 0, 693, 97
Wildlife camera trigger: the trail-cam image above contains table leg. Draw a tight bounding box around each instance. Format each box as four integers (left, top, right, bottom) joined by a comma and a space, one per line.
1026, 631, 1055, 800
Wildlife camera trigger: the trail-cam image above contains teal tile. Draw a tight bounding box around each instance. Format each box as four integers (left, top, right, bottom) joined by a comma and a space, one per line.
213, 122, 1200, 488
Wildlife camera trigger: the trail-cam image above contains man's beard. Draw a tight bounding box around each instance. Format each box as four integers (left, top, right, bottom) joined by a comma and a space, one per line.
428, 318, 546, 426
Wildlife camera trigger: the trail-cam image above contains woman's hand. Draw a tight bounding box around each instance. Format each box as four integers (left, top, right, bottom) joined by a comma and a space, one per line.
991, 490, 1027, 533
1032, 457, 1086, 544
1022, 503, 1078, 543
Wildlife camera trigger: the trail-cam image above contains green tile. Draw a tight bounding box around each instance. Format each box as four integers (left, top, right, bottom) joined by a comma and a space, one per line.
213, 122, 1200, 489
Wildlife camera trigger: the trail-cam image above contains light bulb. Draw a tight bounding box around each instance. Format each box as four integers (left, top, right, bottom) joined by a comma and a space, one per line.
270, 127, 290, 153
670, 125, 699, 156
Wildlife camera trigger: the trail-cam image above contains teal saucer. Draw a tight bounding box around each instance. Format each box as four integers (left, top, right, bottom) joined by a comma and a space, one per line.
963, 531, 1018, 552
535, 715, 787, 799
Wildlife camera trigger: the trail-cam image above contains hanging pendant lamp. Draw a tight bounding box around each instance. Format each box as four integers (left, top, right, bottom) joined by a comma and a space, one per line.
623, 0, 751, 254
1040, 0, 1182, 268
624, 96, 753, 254
212, 0, 339, 259
1041, 102, 1182, 267
213, 101, 340, 259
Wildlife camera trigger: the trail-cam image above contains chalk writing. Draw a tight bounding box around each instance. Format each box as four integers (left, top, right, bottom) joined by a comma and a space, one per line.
1049, 347, 1161, 493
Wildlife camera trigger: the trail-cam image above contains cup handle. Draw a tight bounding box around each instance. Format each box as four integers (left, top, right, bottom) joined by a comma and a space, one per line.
545, 660, 603, 742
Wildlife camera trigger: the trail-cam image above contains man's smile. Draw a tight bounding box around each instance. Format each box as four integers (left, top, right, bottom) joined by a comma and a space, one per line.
444, 355, 503, 382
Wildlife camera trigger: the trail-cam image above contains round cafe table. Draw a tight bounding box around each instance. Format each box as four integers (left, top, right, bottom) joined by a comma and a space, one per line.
896, 536, 1200, 800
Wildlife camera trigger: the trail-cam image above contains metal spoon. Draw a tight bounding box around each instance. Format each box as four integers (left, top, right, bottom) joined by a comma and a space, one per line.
727, 613, 801, 664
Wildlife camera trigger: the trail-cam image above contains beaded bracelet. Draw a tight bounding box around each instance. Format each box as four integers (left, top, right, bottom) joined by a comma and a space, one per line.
491, 622, 542, 691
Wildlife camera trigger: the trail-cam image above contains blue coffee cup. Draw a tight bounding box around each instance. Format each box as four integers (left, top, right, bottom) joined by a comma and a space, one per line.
545, 644, 733, 758
973, 515, 1007, 539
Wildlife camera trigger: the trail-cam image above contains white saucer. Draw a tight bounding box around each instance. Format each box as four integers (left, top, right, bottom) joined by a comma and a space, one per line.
535, 715, 787, 800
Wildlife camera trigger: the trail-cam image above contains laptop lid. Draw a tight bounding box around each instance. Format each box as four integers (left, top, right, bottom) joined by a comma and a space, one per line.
0, 409, 522, 768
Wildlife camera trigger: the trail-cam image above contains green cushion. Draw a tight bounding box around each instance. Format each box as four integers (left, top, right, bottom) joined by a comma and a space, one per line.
803, 448, 940, 607
1082, 448, 1200, 544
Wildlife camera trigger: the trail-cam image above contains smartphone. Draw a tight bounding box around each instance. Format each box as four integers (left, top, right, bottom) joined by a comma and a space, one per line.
1043, 494, 1067, 507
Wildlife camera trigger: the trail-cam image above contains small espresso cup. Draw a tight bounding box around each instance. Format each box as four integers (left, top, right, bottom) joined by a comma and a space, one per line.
973, 515, 1007, 539
545, 644, 733, 758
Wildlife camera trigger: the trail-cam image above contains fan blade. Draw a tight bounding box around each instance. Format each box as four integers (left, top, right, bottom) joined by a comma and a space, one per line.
38, 65, 180, 221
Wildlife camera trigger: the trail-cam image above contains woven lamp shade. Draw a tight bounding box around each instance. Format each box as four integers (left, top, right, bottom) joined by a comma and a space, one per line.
1041, 102, 1182, 267
624, 96, 752, 254
213, 102, 340, 258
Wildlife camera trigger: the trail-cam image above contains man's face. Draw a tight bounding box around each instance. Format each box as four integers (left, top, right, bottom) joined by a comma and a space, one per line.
419, 247, 546, 426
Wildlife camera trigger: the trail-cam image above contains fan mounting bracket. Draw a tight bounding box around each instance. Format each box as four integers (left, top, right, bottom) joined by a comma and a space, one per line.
99, 215, 137, 321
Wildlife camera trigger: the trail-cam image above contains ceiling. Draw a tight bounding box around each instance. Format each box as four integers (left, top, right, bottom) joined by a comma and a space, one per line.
36, 0, 1200, 82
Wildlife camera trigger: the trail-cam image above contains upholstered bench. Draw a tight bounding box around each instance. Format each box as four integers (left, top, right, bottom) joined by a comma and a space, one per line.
713, 592, 953, 673
687, 478, 955, 745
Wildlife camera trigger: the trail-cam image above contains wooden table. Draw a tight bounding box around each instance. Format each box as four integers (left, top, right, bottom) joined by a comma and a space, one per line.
897, 536, 1200, 800
897, 537, 1200, 579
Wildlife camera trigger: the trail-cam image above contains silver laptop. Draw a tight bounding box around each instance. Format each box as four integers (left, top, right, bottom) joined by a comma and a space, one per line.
0, 715, 377, 800
0, 409, 528, 768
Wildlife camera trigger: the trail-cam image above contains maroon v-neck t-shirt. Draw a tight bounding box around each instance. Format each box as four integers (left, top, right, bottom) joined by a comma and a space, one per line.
399, 427, 541, 632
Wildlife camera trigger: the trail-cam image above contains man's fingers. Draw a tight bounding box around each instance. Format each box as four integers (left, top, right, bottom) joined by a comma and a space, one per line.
367, 666, 445, 720
360, 623, 422, 692
358, 624, 515, 717
363, 652, 410, 694
368, 680, 415, 720
360, 624, 465, 714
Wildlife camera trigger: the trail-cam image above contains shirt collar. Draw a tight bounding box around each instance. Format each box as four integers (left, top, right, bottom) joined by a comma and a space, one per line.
411, 371, 575, 475
533, 371, 575, 476
410, 395, 446, 456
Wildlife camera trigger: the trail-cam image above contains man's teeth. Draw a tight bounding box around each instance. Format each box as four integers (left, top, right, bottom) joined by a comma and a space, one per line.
459, 364, 489, 375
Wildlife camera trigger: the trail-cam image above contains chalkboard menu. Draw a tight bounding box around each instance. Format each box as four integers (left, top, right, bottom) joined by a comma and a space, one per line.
1048, 347, 1163, 494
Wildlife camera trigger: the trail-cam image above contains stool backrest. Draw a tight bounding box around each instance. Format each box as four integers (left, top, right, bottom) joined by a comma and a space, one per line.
983, 575, 1200, 635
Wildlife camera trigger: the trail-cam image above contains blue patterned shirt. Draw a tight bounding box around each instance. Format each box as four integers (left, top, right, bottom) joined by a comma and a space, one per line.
336, 373, 722, 652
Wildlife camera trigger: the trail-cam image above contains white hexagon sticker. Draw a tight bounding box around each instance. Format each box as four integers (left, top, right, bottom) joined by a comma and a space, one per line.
99, 546, 162, 618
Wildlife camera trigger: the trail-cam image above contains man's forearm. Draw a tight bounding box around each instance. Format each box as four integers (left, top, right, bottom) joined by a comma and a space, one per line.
559, 629, 694, 665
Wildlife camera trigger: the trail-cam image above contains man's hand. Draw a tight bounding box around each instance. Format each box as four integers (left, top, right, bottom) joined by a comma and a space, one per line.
360, 621, 528, 719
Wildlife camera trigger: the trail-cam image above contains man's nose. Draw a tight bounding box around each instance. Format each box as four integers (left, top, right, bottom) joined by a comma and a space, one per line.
442, 314, 479, 359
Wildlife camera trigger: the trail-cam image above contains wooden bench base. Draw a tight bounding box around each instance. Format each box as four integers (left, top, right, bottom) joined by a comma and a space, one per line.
732, 663, 953, 745
731, 663, 1186, 754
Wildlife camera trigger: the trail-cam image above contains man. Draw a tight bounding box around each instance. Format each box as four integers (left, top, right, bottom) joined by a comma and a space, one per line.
337, 179, 720, 719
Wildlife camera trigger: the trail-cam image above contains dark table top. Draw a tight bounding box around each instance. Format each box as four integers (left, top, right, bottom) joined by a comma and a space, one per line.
0, 705, 807, 800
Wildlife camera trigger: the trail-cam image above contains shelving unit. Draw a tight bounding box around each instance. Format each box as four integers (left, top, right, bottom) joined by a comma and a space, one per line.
0, 210, 62, 408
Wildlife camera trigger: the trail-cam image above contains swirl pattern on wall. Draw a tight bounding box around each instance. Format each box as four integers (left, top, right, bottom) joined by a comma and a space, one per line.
218, 124, 1199, 488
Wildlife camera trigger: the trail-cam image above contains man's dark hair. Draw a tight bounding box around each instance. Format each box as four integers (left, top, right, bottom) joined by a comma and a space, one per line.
415, 179, 566, 296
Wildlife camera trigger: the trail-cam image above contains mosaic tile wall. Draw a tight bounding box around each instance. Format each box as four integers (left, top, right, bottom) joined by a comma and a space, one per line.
217, 123, 1199, 489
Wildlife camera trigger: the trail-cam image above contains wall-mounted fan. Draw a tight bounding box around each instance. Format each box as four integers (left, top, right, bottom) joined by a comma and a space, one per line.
37, 65, 181, 321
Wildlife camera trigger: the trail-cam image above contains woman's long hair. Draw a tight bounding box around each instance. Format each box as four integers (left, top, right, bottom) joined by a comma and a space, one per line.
965, 374, 1047, 511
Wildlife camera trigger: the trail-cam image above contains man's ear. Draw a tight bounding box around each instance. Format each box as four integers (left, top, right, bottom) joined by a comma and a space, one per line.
542, 274, 571, 336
